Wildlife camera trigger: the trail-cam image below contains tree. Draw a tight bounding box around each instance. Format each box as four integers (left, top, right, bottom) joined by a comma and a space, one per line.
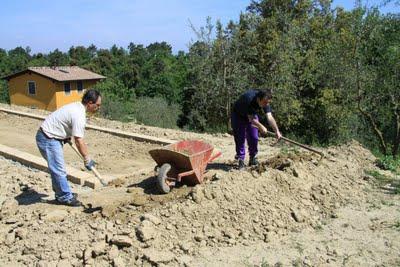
7, 46, 31, 73
68, 46, 94, 66
181, 15, 259, 131
29, 53, 49, 67
48, 49, 69, 66
353, 10, 400, 156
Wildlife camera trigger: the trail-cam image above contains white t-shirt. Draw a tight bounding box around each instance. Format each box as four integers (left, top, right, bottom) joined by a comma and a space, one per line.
41, 102, 86, 139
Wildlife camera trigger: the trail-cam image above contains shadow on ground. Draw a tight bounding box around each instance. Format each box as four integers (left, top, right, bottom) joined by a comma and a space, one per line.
15, 189, 48, 205
129, 176, 161, 195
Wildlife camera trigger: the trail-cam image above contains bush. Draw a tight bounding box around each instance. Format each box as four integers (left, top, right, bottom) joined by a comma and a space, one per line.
375, 155, 400, 174
0, 80, 10, 104
99, 97, 134, 122
132, 97, 180, 129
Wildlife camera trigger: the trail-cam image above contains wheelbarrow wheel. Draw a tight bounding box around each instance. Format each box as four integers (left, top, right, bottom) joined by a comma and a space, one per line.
157, 163, 171, 194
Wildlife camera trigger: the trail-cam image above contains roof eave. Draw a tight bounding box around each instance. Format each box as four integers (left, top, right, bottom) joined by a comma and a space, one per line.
1, 69, 106, 82
57, 77, 106, 82
1, 69, 29, 80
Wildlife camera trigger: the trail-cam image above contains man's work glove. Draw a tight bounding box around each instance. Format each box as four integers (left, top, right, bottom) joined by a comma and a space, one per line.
84, 157, 96, 171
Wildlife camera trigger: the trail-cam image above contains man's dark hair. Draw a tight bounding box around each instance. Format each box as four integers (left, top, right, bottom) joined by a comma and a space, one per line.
82, 89, 101, 104
256, 88, 273, 100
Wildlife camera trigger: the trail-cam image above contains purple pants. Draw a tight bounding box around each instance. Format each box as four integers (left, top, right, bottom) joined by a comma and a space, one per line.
231, 112, 258, 161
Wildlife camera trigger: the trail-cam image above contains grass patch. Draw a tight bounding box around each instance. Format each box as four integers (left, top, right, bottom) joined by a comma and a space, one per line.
381, 200, 395, 206
374, 155, 400, 174
314, 224, 324, 231
392, 220, 400, 231
365, 170, 400, 194
259, 260, 271, 267
280, 146, 300, 156
292, 258, 303, 266
294, 242, 305, 254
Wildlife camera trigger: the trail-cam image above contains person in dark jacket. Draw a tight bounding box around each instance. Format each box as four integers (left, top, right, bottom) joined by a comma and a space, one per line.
231, 89, 281, 170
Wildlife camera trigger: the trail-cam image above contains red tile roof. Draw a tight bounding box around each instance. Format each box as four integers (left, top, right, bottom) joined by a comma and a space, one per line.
3, 66, 106, 81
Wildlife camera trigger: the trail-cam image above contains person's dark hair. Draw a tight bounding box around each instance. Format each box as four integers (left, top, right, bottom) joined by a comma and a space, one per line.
82, 89, 101, 104
256, 88, 273, 100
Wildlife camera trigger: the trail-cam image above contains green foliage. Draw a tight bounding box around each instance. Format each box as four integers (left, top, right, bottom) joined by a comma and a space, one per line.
392, 220, 400, 231
135, 42, 186, 104
375, 154, 400, 173
95, 78, 134, 101
7, 46, 31, 73
0, 80, 10, 103
365, 169, 400, 194
48, 49, 69, 66
132, 97, 180, 129
69, 45, 95, 66
99, 97, 134, 122
181, 15, 259, 132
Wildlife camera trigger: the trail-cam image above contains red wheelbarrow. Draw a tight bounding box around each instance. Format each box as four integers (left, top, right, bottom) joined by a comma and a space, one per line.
149, 140, 222, 193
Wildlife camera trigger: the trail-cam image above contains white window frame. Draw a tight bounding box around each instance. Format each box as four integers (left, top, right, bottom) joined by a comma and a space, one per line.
64, 82, 71, 96
27, 81, 36, 95
77, 80, 83, 94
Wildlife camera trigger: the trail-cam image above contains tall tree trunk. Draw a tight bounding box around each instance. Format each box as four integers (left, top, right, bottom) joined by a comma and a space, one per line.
390, 94, 400, 158
356, 61, 388, 155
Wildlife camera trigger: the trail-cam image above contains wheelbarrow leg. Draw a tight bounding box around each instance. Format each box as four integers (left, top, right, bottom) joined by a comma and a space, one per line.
177, 170, 195, 182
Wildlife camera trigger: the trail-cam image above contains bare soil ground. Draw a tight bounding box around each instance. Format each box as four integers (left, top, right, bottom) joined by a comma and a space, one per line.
0, 103, 399, 267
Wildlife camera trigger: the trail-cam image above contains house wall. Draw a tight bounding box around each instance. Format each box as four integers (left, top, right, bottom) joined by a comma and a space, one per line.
55, 80, 98, 108
8, 72, 100, 111
8, 72, 58, 111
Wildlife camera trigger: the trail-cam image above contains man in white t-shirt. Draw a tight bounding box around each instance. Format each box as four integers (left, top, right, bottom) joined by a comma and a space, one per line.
36, 89, 102, 207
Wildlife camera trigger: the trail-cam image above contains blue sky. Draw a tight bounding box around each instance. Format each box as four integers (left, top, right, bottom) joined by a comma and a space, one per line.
0, 0, 398, 54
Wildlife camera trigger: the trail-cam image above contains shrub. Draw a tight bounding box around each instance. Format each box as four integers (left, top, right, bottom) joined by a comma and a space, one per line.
132, 97, 180, 129
99, 97, 134, 122
375, 155, 400, 173
0, 80, 10, 104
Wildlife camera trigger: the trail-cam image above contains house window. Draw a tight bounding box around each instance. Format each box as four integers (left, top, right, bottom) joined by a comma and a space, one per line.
64, 82, 71, 95
28, 81, 36, 95
77, 81, 83, 93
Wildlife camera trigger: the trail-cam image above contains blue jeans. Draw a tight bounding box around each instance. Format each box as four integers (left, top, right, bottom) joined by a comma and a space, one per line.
36, 130, 73, 202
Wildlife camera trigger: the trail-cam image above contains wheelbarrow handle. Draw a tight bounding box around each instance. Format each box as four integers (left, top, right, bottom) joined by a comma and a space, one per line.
208, 150, 222, 163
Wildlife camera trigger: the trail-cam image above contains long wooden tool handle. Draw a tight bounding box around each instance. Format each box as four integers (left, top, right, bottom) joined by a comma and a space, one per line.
68, 142, 107, 186
267, 132, 324, 158
281, 136, 324, 157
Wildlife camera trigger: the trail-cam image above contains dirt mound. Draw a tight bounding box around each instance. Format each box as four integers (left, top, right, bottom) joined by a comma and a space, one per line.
112, 142, 374, 255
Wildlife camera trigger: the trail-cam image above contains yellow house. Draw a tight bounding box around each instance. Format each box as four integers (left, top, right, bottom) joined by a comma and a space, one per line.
3, 66, 105, 111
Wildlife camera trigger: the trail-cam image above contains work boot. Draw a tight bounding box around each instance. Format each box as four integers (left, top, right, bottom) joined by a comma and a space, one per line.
56, 196, 82, 207
238, 159, 245, 170
249, 156, 259, 167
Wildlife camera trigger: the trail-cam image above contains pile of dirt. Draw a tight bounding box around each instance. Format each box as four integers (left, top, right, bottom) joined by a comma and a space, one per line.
101, 142, 376, 264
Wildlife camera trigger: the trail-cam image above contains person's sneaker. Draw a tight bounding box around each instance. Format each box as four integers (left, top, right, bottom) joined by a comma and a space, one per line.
56, 196, 82, 207
238, 159, 245, 170
249, 156, 259, 166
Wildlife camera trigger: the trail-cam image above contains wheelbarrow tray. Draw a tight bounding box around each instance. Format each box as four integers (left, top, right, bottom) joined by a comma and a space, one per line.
149, 140, 216, 186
